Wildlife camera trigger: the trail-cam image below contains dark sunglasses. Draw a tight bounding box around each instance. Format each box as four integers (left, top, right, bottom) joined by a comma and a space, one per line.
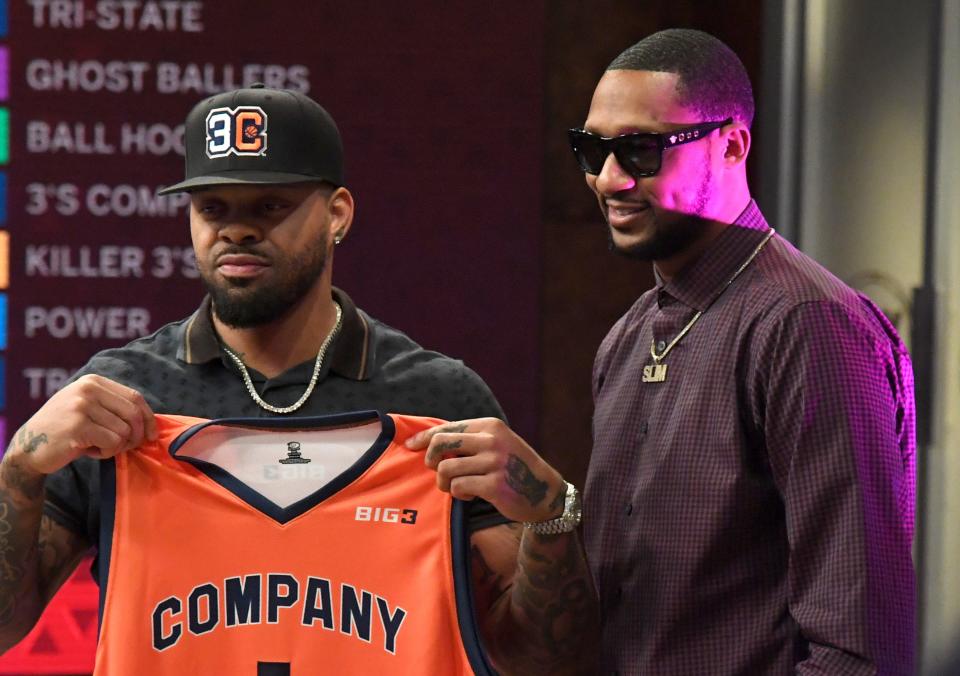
567, 118, 732, 178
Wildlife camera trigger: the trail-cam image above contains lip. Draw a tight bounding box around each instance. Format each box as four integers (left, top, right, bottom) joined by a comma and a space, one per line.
604, 201, 650, 229
216, 253, 271, 278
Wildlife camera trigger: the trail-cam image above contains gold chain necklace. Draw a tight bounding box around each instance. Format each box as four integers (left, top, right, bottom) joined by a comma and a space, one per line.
222, 301, 343, 413
643, 228, 775, 384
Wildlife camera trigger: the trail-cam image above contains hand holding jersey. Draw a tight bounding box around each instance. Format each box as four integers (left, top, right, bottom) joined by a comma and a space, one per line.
9, 375, 158, 476
407, 417, 567, 525
408, 417, 596, 675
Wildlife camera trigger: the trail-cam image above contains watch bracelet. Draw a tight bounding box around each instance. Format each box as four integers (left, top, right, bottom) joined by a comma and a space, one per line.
522, 481, 581, 534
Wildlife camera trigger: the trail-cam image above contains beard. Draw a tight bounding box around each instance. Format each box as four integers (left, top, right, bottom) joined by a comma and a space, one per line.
607, 211, 710, 261
201, 240, 329, 328
608, 160, 714, 261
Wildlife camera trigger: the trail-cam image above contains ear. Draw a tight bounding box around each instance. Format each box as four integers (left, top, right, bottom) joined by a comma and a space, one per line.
720, 121, 751, 168
326, 186, 355, 245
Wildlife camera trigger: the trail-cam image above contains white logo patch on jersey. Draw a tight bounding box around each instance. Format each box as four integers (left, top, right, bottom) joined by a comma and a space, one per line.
175, 421, 382, 508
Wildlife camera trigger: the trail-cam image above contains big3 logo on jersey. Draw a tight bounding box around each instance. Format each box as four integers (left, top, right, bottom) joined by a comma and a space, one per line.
205, 106, 268, 158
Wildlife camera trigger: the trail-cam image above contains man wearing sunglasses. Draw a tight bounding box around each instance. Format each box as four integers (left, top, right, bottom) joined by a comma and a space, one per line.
570, 28, 914, 675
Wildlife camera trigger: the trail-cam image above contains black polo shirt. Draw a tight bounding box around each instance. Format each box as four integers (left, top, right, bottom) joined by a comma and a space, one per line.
44, 288, 508, 544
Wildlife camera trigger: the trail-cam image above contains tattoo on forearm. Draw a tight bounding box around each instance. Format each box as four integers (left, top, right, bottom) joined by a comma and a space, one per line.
505, 455, 548, 506
512, 533, 594, 668
0, 497, 38, 626
36, 517, 84, 602
0, 450, 53, 633
0, 459, 43, 503
16, 429, 48, 455
482, 526, 596, 675
471, 544, 507, 598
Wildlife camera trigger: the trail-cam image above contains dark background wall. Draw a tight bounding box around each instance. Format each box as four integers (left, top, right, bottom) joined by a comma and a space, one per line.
5, 2, 548, 440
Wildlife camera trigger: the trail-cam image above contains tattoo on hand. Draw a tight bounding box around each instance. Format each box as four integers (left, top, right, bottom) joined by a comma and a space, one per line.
547, 486, 565, 515
16, 429, 49, 455
441, 423, 468, 434
506, 455, 548, 506
436, 439, 463, 453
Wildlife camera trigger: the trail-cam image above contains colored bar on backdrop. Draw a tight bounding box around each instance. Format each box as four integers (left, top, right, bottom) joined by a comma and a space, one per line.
0, 231, 7, 288
0, 47, 8, 101
0, 0, 7, 38
0, 110, 8, 164
0, 293, 6, 349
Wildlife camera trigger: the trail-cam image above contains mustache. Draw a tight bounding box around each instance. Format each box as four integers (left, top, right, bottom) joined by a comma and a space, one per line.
213, 245, 272, 263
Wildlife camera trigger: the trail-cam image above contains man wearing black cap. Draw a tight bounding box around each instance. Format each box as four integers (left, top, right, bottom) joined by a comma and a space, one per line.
0, 86, 596, 673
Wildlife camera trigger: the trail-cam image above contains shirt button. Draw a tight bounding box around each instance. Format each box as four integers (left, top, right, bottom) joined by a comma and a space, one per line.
655, 340, 667, 352
626, 503, 633, 516
640, 422, 649, 435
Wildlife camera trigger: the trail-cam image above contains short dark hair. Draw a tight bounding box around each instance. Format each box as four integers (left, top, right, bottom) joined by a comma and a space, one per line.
608, 29, 755, 127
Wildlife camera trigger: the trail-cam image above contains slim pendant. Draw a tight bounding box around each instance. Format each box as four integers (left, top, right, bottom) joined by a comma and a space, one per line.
642, 363, 668, 383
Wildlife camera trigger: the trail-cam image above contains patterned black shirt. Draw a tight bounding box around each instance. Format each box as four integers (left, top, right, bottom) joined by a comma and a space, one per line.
585, 202, 915, 675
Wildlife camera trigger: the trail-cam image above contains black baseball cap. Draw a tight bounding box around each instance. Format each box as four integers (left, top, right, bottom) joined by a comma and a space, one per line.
158, 84, 343, 195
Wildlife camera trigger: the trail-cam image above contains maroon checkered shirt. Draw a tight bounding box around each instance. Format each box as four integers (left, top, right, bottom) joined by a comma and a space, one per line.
584, 201, 915, 675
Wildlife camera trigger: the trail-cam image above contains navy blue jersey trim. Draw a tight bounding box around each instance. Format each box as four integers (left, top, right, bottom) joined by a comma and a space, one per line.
97, 457, 117, 633
167, 410, 394, 525
451, 498, 497, 675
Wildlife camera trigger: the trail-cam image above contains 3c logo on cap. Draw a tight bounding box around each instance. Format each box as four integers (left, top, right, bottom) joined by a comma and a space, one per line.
205, 106, 268, 158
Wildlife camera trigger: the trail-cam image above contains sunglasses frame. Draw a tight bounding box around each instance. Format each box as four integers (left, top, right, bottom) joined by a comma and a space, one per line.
568, 118, 733, 178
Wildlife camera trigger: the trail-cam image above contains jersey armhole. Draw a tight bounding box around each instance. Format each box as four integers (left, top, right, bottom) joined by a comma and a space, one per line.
97, 457, 117, 633
451, 498, 498, 675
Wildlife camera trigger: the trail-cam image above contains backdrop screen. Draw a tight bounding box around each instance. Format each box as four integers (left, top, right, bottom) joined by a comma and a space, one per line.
0, 1, 544, 671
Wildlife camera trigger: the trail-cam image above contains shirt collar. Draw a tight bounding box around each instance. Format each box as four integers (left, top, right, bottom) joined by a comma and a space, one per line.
656, 200, 772, 311
177, 286, 372, 381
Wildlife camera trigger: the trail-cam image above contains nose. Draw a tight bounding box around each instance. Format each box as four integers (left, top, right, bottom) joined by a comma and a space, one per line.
593, 153, 636, 196
217, 219, 263, 245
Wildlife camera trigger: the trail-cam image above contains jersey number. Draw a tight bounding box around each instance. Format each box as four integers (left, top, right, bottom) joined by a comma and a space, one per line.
258, 662, 289, 676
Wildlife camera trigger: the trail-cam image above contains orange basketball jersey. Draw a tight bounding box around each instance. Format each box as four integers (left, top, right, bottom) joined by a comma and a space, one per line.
94, 411, 495, 675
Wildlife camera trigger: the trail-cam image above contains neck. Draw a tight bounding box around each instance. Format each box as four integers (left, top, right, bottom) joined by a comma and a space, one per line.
653, 221, 727, 281
214, 280, 339, 379
654, 193, 752, 281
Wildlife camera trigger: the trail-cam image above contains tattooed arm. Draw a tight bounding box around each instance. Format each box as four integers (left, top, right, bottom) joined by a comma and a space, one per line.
0, 374, 157, 652
406, 419, 599, 675
0, 436, 88, 651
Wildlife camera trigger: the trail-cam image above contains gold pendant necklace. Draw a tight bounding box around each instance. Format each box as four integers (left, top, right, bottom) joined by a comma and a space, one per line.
643, 228, 775, 384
